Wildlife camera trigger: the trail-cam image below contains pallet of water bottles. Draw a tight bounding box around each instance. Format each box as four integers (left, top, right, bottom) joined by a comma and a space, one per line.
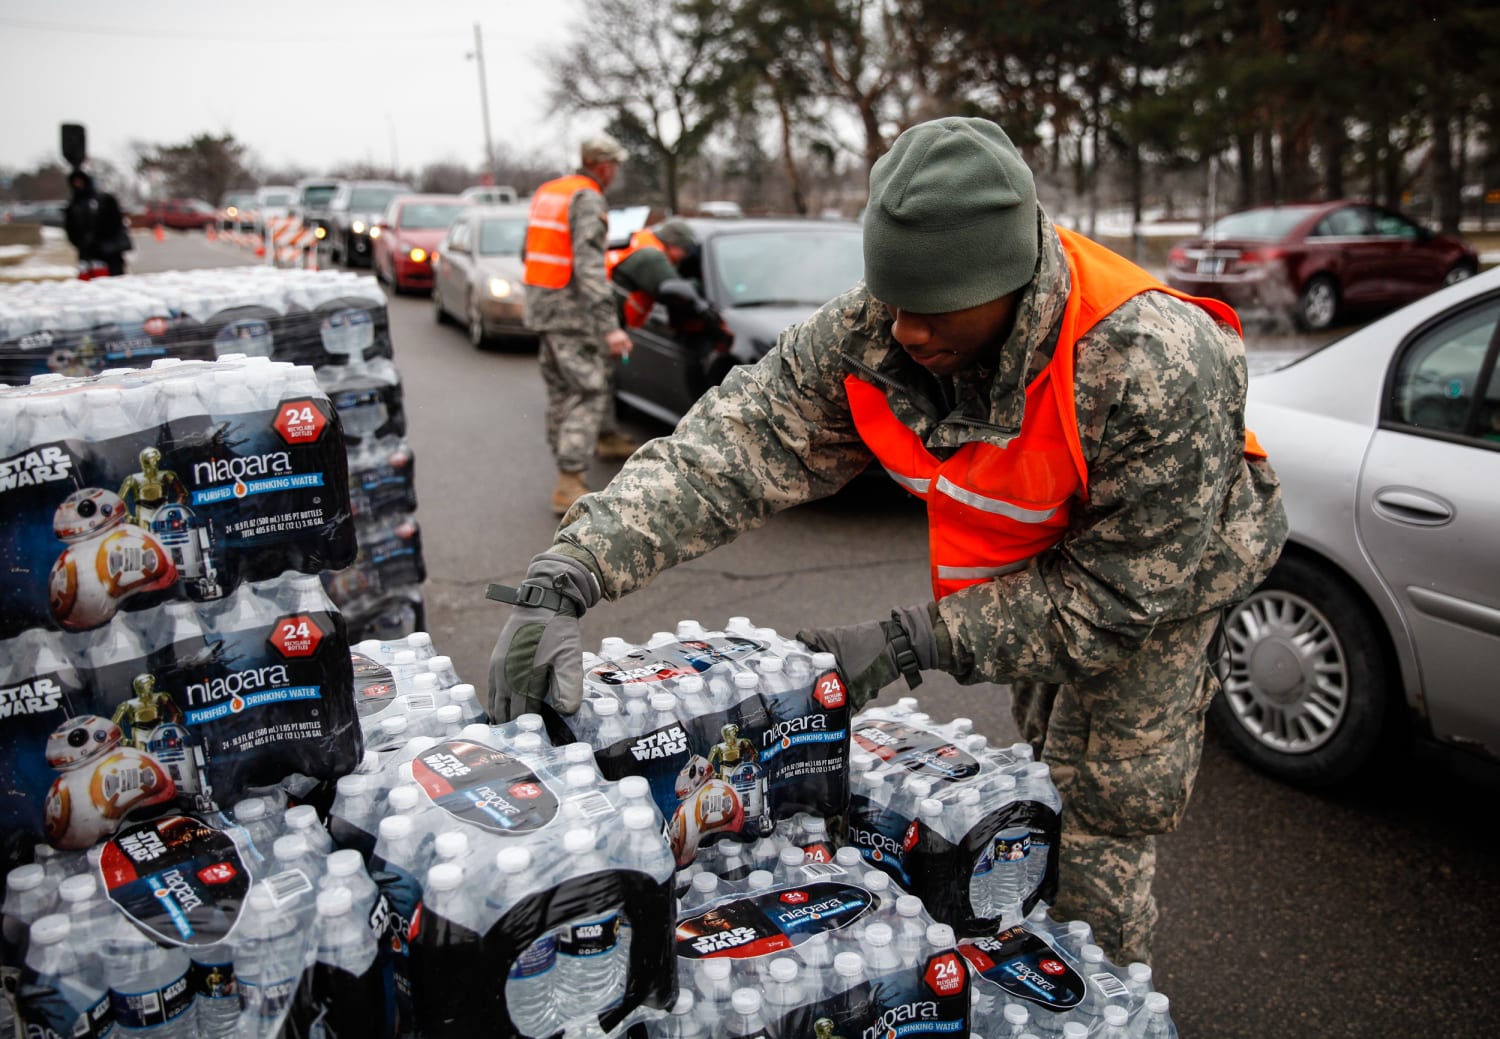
0, 267, 393, 382
553, 618, 853, 872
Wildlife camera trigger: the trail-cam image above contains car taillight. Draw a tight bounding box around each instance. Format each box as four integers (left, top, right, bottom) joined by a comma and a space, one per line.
1168, 246, 1187, 267
1238, 247, 1285, 265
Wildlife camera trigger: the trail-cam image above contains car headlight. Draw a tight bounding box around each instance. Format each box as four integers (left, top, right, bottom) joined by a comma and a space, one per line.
368, 226, 381, 239
488, 277, 513, 298
352, 220, 366, 234
314, 225, 327, 239
409, 247, 427, 263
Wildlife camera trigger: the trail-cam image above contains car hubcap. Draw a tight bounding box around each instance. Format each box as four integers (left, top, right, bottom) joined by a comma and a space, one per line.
1220, 590, 1349, 754
1303, 284, 1336, 328
1444, 267, 1473, 286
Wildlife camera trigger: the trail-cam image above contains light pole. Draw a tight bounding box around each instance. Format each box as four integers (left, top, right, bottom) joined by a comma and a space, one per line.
467, 23, 499, 186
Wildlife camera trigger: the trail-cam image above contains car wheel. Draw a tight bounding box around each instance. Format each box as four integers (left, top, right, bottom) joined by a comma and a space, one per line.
1442, 261, 1477, 286
1294, 275, 1339, 331
468, 297, 488, 349
1210, 554, 1394, 788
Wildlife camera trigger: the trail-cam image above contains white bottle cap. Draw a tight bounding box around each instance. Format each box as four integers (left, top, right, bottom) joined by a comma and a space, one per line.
513, 733, 543, 753
865, 922, 893, 945
811, 652, 837, 670
834, 847, 862, 868
833, 952, 865, 977
896, 894, 923, 917
650, 692, 677, 712
618, 775, 650, 801
1063, 1024, 1089, 1039
746, 869, 774, 891
862, 870, 890, 891
516, 713, 545, 733
426, 654, 454, 673
1128, 962, 1153, 985
731, 989, 762, 1014
701, 958, 732, 980
247, 884, 277, 912
284, 804, 319, 831
234, 798, 267, 821
450, 683, 478, 702
779, 847, 806, 867
7, 864, 45, 891
407, 632, 433, 652
460, 724, 493, 742
380, 716, 409, 736
593, 698, 620, 716
926, 923, 955, 948
1027, 761, 1052, 780
677, 675, 705, 694
733, 672, 758, 690
58, 874, 97, 903
435, 831, 470, 859
1104, 1006, 1129, 1027
768, 957, 799, 983
994, 774, 1018, 793
436, 705, 464, 725
393, 650, 418, 666
426, 863, 463, 892
1081, 943, 1105, 964
758, 655, 784, 673
387, 786, 421, 813
1146, 993, 1171, 1014
919, 798, 944, 819
670, 990, 696, 1014
623, 806, 656, 831
949, 717, 974, 735
564, 742, 594, 764
356, 639, 384, 656
409, 673, 440, 692
379, 815, 414, 841
803, 817, 827, 837
1004, 1004, 1029, 1026
495, 846, 533, 874
273, 835, 309, 862
565, 765, 597, 789
322, 851, 361, 879
562, 828, 596, 855
29, 914, 70, 945
317, 887, 354, 917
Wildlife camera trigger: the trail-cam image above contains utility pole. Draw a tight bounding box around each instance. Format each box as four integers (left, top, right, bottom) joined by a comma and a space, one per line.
469, 23, 499, 186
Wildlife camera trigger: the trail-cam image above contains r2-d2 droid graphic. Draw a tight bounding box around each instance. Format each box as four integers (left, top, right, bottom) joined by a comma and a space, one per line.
48, 487, 178, 630
43, 714, 177, 849
708, 722, 773, 838
112, 673, 208, 806
150, 502, 224, 601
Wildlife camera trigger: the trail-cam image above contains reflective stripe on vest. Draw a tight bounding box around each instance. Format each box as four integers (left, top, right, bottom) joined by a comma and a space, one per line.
604, 229, 666, 327
522, 174, 600, 289
846, 225, 1263, 599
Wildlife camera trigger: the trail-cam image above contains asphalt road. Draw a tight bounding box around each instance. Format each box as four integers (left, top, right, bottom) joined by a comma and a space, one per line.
131, 232, 1498, 1038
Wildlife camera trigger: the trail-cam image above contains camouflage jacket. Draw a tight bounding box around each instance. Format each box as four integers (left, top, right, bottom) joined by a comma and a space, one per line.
522, 172, 619, 339
553, 213, 1288, 687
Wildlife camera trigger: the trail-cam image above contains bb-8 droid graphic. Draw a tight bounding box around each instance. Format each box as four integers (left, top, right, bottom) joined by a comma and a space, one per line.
48, 487, 178, 631
43, 714, 177, 849
668, 753, 746, 866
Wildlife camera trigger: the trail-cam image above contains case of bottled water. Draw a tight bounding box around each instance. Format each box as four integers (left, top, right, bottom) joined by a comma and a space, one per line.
960, 907, 1179, 1038
0, 268, 392, 382
847, 701, 1063, 935
325, 715, 677, 1038
669, 858, 971, 1037
555, 618, 853, 871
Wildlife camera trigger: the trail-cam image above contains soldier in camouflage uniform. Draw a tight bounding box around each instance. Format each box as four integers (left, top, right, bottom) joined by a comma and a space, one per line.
490, 117, 1288, 965
523, 133, 639, 514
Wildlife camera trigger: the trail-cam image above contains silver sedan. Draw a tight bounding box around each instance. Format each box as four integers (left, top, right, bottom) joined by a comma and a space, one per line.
1218, 266, 1500, 785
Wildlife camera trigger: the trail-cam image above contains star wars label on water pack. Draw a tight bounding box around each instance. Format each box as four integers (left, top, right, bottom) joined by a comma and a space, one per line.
852, 718, 982, 785
959, 926, 1088, 1011
98, 814, 252, 947
411, 740, 560, 834
674, 881, 873, 959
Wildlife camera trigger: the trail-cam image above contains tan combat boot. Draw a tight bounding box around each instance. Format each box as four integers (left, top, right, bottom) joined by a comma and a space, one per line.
550, 471, 589, 515
594, 430, 640, 461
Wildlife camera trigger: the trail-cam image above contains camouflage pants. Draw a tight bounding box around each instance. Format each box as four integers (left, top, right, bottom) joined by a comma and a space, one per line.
539, 330, 612, 473
1010, 611, 1220, 966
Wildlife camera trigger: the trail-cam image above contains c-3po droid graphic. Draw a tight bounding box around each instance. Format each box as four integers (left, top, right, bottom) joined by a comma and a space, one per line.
119, 446, 224, 601
42, 714, 177, 850
111, 673, 209, 808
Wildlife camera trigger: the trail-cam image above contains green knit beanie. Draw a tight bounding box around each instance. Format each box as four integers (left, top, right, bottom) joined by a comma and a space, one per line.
864, 117, 1039, 314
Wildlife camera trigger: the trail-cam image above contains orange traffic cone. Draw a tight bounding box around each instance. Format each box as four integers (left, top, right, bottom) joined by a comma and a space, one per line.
153, 224, 165, 242
205, 224, 217, 243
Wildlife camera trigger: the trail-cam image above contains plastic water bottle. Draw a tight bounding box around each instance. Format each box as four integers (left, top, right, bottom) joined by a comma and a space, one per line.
830, 951, 868, 996
1140, 993, 1178, 1038
103, 912, 198, 1038
651, 990, 708, 1038
491, 846, 558, 1038
684, 872, 721, 911
232, 796, 281, 864
306, 886, 385, 1037
893, 894, 927, 968
863, 922, 903, 978
57, 874, 112, 987
1127, 961, 1155, 997
19, 914, 110, 1037
724, 988, 771, 1039
1000, 1003, 1033, 1036
320, 849, 379, 915
675, 675, 714, 718
414, 862, 488, 1036
590, 697, 631, 748
552, 828, 626, 1018
1097, 1004, 1132, 1039
762, 957, 806, 1021
693, 957, 734, 1028
1021, 760, 1063, 897
613, 804, 674, 878
189, 936, 238, 1039
283, 804, 335, 856
2, 863, 56, 965
773, 845, 808, 887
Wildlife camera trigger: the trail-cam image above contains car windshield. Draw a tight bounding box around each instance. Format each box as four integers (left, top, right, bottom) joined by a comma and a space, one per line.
302, 185, 338, 207
398, 203, 466, 229
478, 217, 526, 255
1204, 206, 1319, 240
261, 193, 294, 206
711, 228, 864, 307
350, 187, 399, 210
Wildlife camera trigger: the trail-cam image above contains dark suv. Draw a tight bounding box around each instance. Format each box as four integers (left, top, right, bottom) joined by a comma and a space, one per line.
323, 180, 410, 268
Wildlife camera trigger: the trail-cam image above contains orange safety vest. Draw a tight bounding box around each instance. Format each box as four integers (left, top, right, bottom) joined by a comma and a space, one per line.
522, 173, 601, 288
604, 229, 667, 327
845, 226, 1266, 600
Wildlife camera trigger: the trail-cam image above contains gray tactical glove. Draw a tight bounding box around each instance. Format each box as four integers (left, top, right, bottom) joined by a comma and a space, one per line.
797, 604, 942, 711
486, 551, 601, 722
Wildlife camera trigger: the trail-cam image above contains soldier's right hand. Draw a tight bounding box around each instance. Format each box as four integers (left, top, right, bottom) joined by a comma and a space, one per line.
606, 328, 632, 359
486, 552, 601, 721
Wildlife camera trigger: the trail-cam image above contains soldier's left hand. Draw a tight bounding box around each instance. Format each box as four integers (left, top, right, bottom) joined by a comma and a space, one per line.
798, 604, 941, 710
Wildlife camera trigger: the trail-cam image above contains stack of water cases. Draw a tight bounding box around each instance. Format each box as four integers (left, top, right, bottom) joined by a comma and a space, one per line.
326, 714, 677, 1038
0, 268, 426, 643
347, 630, 489, 772
562, 617, 853, 871
666, 855, 971, 1037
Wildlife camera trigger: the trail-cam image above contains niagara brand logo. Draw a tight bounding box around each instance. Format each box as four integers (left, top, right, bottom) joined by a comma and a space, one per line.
152, 868, 204, 913
0, 446, 74, 492
690, 926, 758, 954
762, 714, 827, 748
0, 676, 65, 717
853, 826, 905, 860
631, 725, 688, 760
774, 895, 850, 923
191, 451, 293, 486
1005, 961, 1063, 997
185, 664, 291, 708
862, 1002, 940, 1039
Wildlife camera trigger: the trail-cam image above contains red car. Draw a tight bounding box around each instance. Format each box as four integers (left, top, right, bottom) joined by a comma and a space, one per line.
1166, 200, 1478, 330
134, 198, 219, 231
371, 194, 469, 293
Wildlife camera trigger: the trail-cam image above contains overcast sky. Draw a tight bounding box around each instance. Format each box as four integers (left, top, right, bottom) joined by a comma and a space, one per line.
0, 0, 608, 180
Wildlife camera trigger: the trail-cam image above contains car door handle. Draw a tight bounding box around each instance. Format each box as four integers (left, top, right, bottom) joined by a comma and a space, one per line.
1372, 487, 1453, 526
